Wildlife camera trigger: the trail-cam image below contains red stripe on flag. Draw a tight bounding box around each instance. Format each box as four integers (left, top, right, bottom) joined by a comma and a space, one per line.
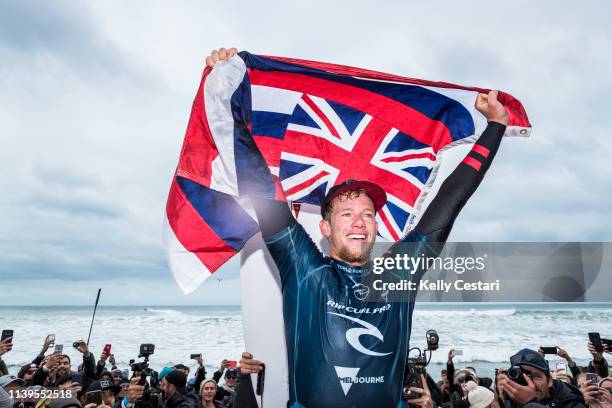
301, 94, 340, 139
284, 170, 330, 197
471, 144, 490, 158
249, 70, 453, 152
166, 178, 236, 273
264, 55, 532, 128
378, 208, 401, 241
462, 156, 482, 172
381, 152, 436, 163
176, 67, 219, 186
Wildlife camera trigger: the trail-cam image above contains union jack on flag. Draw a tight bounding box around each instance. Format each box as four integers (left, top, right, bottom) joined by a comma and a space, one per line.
164, 51, 531, 293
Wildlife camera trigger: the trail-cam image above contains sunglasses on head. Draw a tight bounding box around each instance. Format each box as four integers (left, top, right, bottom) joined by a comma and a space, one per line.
457, 375, 474, 384
510, 353, 543, 366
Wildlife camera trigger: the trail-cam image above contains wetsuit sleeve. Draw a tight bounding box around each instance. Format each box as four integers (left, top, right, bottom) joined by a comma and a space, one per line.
233, 373, 259, 408
393, 121, 506, 286
251, 198, 325, 287
250, 198, 293, 238
413, 121, 506, 243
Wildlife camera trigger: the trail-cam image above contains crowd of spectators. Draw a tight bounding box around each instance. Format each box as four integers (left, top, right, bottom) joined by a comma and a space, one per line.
0, 334, 610, 408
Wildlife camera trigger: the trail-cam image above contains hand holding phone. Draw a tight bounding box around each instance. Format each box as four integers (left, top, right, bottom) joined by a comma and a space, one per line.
1, 330, 13, 343
227, 360, 237, 369
103, 344, 112, 355
55, 344, 64, 354
589, 333, 604, 353
540, 346, 558, 355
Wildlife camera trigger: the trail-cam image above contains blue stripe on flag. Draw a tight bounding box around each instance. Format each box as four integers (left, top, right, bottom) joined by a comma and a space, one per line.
176, 177, 258, 251
326, 100, 367, 135
279, 159, 314, 181
290, 104, 320, 129
385, 201, 410, 233
402, 166, 432, 184
252, 111, 292, 139
231, 73, 277, 199
384, 131, 431, 153
240, 52, 475, 142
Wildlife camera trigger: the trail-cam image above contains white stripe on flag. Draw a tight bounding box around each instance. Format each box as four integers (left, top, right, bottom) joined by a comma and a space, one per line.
204, 56, 248, 195
162, 215, 212, 295
251, 85, 302, 114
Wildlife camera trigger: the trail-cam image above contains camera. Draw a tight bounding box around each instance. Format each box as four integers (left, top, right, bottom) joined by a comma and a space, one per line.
506, 366, 527, 386
130, 344, 162, 408
139, 343, 155, 358
403, 356, 427, 399
402, 329, 438, 401
426, 330, 439, 351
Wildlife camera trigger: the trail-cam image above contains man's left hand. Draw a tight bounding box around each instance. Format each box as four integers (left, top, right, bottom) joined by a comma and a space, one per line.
475, 90, 509, 125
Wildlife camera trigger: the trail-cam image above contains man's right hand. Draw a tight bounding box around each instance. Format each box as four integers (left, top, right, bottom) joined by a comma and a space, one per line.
44, 353, 61, 370
580, 383, 601, 405
74, 339, 91, 357
219, 359, 230, 372
447, 349, 454, 363
127, 377, 145, 403
239, 352, 263, 374
500, 373, 537, 406
205, 48, 238, 68
0, 338, 12, 356
41, 335, 54, 355
588, 341, 604, 360
194, 355, 204, 367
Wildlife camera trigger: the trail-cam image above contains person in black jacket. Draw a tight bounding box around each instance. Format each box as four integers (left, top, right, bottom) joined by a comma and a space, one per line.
160, 370, 199, 408
497, 348, 586, 408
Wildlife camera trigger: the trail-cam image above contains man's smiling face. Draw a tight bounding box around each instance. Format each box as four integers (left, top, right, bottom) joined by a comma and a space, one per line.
320, 191, 377, 265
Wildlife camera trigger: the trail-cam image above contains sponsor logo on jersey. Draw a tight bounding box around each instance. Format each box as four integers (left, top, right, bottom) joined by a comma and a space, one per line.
327, 300, 391, 315
328, 312, 392, 357
352, 283, 369, 300
334, 366, 385, 395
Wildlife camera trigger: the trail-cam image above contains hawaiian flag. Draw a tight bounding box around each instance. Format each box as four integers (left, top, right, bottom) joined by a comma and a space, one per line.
164, 51, 531, 294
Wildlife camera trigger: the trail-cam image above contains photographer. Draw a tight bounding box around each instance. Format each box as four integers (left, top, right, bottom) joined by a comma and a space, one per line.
579, 375, 612, 408
587, 342, 609, 379
159, 370, 198, 408
496, 348, 585, 408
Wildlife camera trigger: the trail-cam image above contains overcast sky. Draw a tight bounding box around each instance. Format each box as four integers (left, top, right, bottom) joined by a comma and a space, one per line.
1, 1, 611, 305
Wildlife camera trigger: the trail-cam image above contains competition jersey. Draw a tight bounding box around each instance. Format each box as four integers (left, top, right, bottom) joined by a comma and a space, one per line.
264, 219, 430, 408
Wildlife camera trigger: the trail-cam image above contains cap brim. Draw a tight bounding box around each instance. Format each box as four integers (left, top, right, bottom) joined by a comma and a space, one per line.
321, 180, 387, 216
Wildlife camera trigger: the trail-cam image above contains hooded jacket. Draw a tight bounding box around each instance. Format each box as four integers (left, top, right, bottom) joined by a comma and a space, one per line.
503, 379, 585, 408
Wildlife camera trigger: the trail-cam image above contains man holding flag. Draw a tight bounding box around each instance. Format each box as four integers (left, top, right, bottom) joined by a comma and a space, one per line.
202, 48, 511, 407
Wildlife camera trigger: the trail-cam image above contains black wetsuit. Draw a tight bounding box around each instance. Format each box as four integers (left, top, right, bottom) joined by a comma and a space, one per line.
244, 122, 506, 407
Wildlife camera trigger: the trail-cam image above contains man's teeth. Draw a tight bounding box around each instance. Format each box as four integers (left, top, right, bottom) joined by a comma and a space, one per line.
348, 234, 366, 239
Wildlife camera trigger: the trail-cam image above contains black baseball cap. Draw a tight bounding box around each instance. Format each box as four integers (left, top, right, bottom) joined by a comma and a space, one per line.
320, 179, 386, 217
510, 348, 550, 373
164, 370, 187, 394
86, 379, 121, 395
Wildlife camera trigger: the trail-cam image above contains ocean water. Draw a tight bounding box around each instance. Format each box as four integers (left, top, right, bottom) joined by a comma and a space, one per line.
0, 304, 610, 381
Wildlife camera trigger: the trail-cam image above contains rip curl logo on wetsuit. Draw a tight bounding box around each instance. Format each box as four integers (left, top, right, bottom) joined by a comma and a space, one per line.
352, 283, 369, 300
328, 312, 392, 357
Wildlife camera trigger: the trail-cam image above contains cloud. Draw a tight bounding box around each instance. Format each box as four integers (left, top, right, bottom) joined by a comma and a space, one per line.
0, 0, 611, 304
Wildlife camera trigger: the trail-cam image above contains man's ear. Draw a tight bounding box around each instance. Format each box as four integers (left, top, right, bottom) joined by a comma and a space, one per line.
319, 219, 331, 238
